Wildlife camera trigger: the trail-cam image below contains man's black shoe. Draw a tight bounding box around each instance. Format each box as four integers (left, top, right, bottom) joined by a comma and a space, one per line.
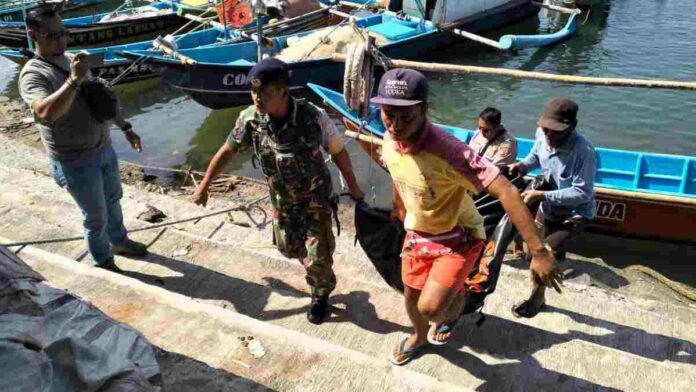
307, 296, 329, 324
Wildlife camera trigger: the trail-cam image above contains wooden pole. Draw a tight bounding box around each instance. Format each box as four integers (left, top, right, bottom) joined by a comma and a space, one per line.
332, 54, 696, 90
449, 28, 503, 50
532, 1, 581, 15
345, 130, 383, 145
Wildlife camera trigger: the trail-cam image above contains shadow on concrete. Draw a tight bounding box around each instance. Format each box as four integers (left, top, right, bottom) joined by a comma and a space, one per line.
570, 233, 696, 288
432, 305, 695, 391
156, 347, 276, 392
262, 277, 410, 334
122, 253, 409, 335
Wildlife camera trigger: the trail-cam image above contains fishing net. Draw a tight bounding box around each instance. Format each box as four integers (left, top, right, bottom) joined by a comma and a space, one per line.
275, 25, 388, 62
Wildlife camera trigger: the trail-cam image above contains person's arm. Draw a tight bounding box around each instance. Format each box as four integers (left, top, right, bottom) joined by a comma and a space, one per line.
318, 109, 364, 200
192, 114, 249, 206
331, 149, 365, 201
512, 135, 541, 175
112, 104, 143, 152
191, 142, 235, 206
486, 176, 563, 292
30, 54, 88, 123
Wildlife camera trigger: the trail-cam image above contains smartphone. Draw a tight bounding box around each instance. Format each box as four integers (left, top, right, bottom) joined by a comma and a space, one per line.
79, 51, 105, 68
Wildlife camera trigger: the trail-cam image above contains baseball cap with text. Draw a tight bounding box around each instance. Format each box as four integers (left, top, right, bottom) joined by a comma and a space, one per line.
370, 68, 428, 106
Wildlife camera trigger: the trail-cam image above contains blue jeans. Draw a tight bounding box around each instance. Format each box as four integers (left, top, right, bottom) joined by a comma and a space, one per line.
50, 145, 128, 266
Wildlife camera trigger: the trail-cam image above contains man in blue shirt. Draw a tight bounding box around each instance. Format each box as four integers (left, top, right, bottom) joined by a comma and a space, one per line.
509, 97, 596, 318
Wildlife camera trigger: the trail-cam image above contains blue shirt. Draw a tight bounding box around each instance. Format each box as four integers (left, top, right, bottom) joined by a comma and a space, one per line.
521, 129, 596, 220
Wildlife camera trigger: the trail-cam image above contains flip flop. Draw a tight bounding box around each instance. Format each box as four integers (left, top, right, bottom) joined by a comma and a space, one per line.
427, 317, 463, 346
511, 298, 546, 318
390, 337, 426, 366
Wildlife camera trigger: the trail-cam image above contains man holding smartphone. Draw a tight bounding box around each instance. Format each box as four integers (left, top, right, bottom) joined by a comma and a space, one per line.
19, 6, 147, 272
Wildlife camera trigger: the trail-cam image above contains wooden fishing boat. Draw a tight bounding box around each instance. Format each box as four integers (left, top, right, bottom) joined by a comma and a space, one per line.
0, 2, 190, 49
119, 1, 542, 109
308, 83, 696, 245
0, 4, 334, 85
0, 0, 102, 23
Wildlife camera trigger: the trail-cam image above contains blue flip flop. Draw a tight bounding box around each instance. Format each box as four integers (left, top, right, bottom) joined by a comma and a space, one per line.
390, 337, 426, 366
427, 317, 463, 346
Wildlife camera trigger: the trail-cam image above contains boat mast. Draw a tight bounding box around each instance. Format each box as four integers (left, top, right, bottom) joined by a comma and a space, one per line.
252, 0, 264, 62
20, 0, 33, 51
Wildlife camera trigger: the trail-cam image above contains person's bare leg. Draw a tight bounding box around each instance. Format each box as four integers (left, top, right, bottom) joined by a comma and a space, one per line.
418, 279, 461, 343
393, 285, 429, 362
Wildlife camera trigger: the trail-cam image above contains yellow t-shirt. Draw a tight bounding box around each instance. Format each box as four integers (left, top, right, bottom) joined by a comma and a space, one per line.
382, 122, 500, 240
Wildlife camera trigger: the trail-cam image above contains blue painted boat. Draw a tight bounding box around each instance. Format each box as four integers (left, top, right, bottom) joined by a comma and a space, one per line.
0, 4, 334, 85
0, 0, 102, 23
0, 2, 190, 48
119, 0, 541, 109
309, 83, 696, 244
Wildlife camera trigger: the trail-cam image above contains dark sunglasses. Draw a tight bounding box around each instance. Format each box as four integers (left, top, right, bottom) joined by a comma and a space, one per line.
34, 29, 69, 40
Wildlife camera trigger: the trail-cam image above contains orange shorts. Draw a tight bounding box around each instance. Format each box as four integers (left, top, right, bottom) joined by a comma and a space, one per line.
401, 233, 484, 292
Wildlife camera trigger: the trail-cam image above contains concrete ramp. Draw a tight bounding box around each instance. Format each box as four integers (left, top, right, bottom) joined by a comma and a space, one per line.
1, 135, 695, 391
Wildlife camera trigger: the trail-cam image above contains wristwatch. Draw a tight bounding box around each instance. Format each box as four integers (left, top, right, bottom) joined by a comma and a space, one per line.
121, 121, 133, 132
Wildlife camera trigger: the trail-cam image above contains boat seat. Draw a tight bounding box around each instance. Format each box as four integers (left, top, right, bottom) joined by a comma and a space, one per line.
226, 59, 255, 66
366, 21, 420, 41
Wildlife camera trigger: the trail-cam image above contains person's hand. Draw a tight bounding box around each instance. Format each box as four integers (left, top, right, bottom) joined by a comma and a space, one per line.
508, 162, 528, 177
521, 189, 545, 204
191, 185, 209, 207
529, 248, 563, 293
69, 53, 88, 85
348, 187, 365, 202
124, 130, 142, 152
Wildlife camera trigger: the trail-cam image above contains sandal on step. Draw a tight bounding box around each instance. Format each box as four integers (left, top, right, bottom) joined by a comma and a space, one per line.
427, 317, 463, 346
390, 337, 425, 366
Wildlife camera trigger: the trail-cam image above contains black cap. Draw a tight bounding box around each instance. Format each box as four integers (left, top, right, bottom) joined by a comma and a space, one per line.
537, 97, 578, 132
370, 68, 428, 106
247, 58, 289, 87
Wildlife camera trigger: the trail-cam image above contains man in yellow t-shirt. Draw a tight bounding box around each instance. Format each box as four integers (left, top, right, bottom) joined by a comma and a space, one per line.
368, 69, 563, 365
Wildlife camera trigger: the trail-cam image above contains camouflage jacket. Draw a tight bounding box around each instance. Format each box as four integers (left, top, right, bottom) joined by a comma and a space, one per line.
227, 98, 334, 212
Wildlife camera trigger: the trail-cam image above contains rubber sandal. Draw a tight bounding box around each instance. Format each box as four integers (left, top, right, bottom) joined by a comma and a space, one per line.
511, 298, 546, 318
427, 317, 463, 346
390, 337, 425, 366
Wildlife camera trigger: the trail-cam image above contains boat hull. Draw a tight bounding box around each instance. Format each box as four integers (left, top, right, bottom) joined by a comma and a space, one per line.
0, 13, 187, 49
591, 190, 696, 244
139, 1, 540, 109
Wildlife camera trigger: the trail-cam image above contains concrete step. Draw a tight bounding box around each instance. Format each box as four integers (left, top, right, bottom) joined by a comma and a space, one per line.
15, 243, 468, 392
1, 142, 695, 391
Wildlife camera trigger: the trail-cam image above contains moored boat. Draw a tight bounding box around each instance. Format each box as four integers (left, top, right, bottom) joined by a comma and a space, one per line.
0, 1, 190, 49
309, 83, 696, 245
119, 0, 542, 109
0, 0, 102, 23
0, 3, 335, 85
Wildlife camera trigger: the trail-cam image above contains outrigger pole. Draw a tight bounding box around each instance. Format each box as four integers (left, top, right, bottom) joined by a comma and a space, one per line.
20, 0, 33, 51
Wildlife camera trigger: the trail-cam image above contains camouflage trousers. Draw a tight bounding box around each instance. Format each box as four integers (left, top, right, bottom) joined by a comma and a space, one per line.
273, 207, 337, 297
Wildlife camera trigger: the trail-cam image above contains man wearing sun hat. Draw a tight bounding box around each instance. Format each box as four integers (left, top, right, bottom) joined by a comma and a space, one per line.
508, 97, 597, 318
367, 68, 563, 365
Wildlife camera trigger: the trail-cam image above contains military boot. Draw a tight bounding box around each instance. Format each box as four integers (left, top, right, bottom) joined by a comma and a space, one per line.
307, 295, 329, 324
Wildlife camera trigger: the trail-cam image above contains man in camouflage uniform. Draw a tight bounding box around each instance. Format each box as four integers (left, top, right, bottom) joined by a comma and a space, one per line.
192, 59, 364, 324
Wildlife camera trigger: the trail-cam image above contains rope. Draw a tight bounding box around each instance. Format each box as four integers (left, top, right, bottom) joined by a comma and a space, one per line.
0, 195, 270, 248
107, 55, 150, 87
625, 265, 696, 303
